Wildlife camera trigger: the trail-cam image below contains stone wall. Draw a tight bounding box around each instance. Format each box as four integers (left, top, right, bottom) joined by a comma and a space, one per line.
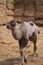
0, 0, 43, 24
0, 0, 14, 24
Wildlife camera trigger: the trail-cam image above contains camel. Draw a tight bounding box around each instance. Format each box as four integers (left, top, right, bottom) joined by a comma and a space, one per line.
6, 20, 40, 65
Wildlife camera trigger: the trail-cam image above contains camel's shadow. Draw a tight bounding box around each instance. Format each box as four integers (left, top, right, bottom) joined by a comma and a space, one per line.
0, 54, 39, 65
0, 57, 21, 65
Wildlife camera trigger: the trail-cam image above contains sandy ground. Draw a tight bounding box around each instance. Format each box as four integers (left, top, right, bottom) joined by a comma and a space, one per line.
0, 25, 43, 65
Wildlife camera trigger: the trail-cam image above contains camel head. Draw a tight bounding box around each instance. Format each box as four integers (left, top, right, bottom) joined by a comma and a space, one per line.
6, 20, 16, 30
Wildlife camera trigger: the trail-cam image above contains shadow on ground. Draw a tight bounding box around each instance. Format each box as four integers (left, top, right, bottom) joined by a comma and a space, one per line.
0, 58, 21, 65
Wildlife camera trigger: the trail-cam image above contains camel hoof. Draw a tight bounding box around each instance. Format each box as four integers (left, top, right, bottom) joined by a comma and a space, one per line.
24, 58, 27, 63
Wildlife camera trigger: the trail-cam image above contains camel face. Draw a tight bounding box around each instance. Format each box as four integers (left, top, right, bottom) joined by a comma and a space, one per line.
6, 20, 16, 30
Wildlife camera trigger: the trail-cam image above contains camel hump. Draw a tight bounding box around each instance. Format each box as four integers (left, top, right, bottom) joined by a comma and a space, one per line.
29, 22, 34, 26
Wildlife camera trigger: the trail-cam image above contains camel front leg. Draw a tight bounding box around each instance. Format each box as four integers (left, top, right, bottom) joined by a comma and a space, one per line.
20, 48, 24, 65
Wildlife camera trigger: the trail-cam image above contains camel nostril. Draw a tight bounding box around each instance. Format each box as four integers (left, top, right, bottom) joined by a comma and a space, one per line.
6, 25, 9, 29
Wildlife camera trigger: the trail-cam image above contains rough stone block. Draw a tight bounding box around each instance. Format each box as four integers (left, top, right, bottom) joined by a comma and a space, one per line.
23, 17, 34, 22
14, 17, 23, 22
6, 3, 14, 10
0, 16, 14, 24
36, 0, 43, 5
6, 10, 14, 16
36, 12, 43, 18
14, 4, 24, 16
36, 4, 43, 12
6, 0, 14, 10
24, 5, 34, 16
14, 0, 23, 4
14, 9, 24, 16
0, 0, 6, 5
25, 0, 34, 5
24, 10, 34, 16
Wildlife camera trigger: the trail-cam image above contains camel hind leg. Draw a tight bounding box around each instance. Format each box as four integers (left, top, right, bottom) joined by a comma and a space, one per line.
19, 37, 28, 65
32, 32, 37, 61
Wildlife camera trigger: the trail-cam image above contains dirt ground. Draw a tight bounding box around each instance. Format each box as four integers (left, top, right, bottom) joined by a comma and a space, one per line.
0, 25, 43, 65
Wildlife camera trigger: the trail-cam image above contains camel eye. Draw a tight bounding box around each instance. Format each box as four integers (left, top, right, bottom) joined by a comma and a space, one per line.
11, 23, 16, 27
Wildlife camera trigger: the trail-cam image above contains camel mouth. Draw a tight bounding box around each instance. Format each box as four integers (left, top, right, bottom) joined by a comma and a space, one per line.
6, 24, 11, 29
